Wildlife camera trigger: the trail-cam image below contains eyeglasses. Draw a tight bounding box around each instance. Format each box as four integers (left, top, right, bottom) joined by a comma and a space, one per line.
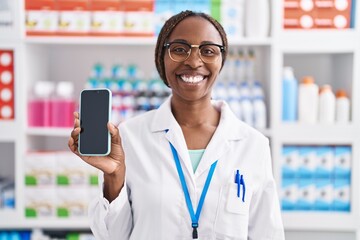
164, 41, 226, 64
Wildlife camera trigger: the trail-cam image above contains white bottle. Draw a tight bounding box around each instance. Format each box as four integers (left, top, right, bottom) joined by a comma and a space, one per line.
245, 0, 270, 38
252, 81, 266, 129
239, 81, 253, 126
298, 76, 319, 124
318, 85, 336, 124
335, 89, 350, 124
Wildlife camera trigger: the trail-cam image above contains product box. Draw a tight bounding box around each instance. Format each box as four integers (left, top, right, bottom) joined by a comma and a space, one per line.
24, 152, 57, 186
334, 146, 351, 179
56, 186, 89, 218
24, 188, 56, 218
281, 178, 298, 210
56, 151, 89, 186
283, 0, 316, 29
0, 50, 14, 120
220, 0, 245, 38
283, 0, 353, 29
57, 0, 91, 35
332, 177, 350, 212
296, 178, 316, 210
314, 178, 333, 211
25, 0, 59, 35
314, 0, 352, 29
90, 0, 124, 36
121, 0, 155, 36
153, 0, 173, 36
298, 146, 317, 179
281, 146, 299, 179
315, 146, 334, 179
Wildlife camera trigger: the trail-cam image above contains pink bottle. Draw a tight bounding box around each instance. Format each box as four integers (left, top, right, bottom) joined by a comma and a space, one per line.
51, 81, 76, 127
28, 81, 55, 127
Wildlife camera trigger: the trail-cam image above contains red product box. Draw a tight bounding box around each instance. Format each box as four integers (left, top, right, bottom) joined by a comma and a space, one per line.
314, 0, 352, 29
89, 0, 124, 36
0, 50, 15, 120
121, 0, 155, 37
284, 0, 316, 29
284, 0, 352, 29
25, 0, 59, 36
57, 0, 91, 36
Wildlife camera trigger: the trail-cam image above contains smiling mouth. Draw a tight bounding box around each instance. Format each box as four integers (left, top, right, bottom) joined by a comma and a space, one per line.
178, 75, 206, 84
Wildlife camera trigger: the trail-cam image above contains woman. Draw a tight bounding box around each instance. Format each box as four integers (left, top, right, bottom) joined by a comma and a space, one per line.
69, 10, 285, 240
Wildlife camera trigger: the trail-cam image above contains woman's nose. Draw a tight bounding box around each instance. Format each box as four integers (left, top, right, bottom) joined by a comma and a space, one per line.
184, 48, 204, 68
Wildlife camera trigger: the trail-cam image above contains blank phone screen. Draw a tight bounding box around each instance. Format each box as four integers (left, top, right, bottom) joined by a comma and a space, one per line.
79, 89, 110, 155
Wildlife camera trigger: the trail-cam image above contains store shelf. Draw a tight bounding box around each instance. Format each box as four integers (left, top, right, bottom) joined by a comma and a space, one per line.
0, 210, 18, 229
278, 29, 358, 53
282, 212, 357, 231
0, 122, 18, 141
26, 127, 72, 137
0, 217, 90, 229
276, 124, 356, 144
24, 36, 273, 47
24, 36, 157, 46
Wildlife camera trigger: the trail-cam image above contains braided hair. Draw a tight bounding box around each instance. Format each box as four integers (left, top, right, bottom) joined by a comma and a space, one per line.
155, 10, 228, 87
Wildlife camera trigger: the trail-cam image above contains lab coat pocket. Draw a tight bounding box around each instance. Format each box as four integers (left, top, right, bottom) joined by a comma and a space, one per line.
214, 183, 252, 239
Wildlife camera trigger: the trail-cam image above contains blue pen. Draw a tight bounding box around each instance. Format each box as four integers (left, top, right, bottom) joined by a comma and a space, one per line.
235, 170, 240, 198
234, 170, 246, 202
240, 174, 246, 202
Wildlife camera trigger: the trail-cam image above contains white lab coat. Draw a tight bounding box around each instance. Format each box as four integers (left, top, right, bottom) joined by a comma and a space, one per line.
89, 96, 285, 240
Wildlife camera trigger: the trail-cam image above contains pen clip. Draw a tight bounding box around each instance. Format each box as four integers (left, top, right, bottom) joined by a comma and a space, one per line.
240, 174, 245, 202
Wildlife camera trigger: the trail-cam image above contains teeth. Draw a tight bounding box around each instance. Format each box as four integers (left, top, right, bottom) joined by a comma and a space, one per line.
180, 75, 204, 83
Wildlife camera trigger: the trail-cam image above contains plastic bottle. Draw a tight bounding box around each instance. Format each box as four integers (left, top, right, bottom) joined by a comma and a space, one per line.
28, 81, 55, 127
282, 66, 298, 122
298, 76, 319, 124
252, 81, 267, 129
335, 89, 350, 124
245, 49, 256, 82
318, 85, 336, 124
245, 0, 270, 38
51, 81, 76, 127
235, 49, 246, 83
239, 81, 253, 126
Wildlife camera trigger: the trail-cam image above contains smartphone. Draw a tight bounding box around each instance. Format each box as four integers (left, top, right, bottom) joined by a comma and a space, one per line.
78, 88, 112, 156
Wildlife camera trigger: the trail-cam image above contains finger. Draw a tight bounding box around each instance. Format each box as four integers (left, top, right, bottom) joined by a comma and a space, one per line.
108, 122, 121, 145
74, 117, 80, 128
71, 127, 81, 139
68, 136, 78, 154
73, 112, 79, 128
74, 111, 79, 119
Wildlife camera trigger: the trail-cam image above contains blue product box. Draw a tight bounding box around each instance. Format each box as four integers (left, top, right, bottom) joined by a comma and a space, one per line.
281, 146, 299, 179
281, 178, 298, 211
315, 146, 334, 179
334, 146, 351, 179
332, 177, 351, 212
314, 178, 332, 211
298, 146, 317, 179
296, 178, 316, 211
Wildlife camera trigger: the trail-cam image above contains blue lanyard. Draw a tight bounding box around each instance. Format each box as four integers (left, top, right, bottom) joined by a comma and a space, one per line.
169, 142, 218, 239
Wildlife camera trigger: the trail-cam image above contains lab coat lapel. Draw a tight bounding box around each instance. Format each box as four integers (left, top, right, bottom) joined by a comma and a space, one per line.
195, 100, 248, 177
151, 96, 195, 180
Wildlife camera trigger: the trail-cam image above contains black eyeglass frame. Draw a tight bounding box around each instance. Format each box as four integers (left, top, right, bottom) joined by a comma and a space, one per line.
163, 41, 226, 63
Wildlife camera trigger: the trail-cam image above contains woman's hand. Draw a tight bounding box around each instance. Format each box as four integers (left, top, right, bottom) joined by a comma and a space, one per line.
68, 112, 126, 201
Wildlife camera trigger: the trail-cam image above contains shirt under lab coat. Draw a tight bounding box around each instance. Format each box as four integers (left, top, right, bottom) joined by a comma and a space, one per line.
89, 96, 285, 240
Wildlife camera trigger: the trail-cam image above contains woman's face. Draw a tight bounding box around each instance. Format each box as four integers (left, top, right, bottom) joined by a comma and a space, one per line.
164, 16, 223, 103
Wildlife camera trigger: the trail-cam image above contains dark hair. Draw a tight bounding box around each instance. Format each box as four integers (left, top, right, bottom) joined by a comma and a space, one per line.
155, 10, 228, 87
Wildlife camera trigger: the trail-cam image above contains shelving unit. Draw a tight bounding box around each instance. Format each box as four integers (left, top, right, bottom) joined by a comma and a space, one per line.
0, 0, 359, 239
